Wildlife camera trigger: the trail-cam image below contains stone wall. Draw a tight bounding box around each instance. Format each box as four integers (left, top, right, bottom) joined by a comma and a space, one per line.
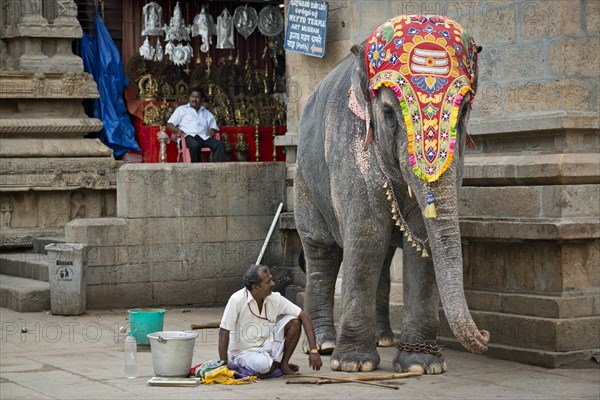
281, 0, 600, 367
285, 0, 599, 135
65, 163, 287, 309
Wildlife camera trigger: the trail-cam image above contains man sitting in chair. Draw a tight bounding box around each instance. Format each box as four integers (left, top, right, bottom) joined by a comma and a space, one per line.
166, 87, 225, 162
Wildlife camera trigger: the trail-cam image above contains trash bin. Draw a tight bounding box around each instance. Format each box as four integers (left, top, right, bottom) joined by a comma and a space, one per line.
45, 243, 87, 315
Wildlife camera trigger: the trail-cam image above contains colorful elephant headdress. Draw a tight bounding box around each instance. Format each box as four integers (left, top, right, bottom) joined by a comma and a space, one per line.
364, 15, 479, 218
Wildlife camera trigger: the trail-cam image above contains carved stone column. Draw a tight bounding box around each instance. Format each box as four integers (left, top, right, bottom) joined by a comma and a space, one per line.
0, 0, 119, 248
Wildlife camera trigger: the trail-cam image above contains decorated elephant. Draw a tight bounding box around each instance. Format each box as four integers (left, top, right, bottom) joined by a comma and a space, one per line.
294, 15, 489, 374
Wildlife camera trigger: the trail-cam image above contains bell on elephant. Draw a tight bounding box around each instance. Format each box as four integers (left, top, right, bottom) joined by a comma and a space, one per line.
295, 14, 488, 376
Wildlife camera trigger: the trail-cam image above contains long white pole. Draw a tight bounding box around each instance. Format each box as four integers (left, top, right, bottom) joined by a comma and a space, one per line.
256, 202, 284, 265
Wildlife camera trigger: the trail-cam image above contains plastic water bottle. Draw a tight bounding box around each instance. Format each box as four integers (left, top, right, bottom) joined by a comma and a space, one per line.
124, 332, 137, 378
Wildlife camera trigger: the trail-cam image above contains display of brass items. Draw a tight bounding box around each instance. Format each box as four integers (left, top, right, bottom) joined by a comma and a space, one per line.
127, 54, 287, 128
175, 80, 188, 102
222, 132, 232, 162
236, 133, 248, 161
139, 73, 159, 101
254, 122, 260, 161
272, 123, 277, 160
156, 127, 171, 163
143, 102, 162, 125
160, 99, 174, 123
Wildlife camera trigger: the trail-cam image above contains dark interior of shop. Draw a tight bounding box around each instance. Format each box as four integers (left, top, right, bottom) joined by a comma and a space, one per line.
75, 0, 287, 162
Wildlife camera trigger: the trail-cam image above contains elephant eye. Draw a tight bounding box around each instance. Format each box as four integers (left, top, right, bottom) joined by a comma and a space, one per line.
382, 105, 397, 128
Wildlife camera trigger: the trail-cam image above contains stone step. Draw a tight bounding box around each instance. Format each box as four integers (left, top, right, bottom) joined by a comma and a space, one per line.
0, 252, 49, 281
0, 274, 50, 312
0, 228, 64, 250
32, 236, 65, 254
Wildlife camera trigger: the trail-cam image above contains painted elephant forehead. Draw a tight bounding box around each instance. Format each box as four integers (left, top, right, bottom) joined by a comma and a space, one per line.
364, 15, 479, 183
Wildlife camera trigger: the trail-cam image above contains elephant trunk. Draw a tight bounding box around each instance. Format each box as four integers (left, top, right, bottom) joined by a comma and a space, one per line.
425, 178, 489, 354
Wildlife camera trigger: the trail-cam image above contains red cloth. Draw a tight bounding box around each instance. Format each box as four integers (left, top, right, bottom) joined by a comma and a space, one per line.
219, 126, 286, 162
133, 122, 286, 163
135, 123, 179, 163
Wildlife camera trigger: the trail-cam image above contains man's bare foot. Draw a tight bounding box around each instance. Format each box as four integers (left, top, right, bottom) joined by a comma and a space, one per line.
281, 363, 300, 375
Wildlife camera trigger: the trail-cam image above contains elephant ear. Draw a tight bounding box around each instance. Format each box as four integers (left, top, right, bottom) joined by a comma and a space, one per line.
350, 43, 375, 150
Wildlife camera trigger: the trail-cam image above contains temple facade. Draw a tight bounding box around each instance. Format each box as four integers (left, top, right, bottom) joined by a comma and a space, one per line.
0, 0, 597, 368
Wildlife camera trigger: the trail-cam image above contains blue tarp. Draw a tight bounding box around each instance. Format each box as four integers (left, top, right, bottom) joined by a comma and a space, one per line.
81, 12, 140, 157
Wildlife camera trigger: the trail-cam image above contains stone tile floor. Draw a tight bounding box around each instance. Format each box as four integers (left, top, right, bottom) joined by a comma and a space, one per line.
1, 307, 598, 399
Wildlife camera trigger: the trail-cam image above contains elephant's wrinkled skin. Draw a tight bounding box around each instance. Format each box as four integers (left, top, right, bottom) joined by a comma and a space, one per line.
294, 36, 489, 373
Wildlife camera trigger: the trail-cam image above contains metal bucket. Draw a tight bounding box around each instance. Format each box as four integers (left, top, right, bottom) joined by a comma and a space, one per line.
147, 331, 198, 377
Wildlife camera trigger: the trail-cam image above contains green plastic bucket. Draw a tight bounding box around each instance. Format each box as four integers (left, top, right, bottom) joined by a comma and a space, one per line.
128, 308, 166, 346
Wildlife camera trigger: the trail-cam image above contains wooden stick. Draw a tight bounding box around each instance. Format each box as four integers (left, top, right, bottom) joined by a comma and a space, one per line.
316, 379, 400, 388
290, 374, 399, 389
190, 322, 220, 330
289, 371, 421, 383
319, 371, 422, 382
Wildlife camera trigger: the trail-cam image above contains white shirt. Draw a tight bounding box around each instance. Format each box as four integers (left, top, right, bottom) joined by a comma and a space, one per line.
220, 288, 302, 354
167, 103, 219, 140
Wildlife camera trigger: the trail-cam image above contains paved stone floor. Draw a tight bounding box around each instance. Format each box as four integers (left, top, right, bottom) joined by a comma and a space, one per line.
1, 306, 598, 399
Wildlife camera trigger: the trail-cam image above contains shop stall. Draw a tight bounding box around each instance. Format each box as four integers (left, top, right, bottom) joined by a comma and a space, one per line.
119, 1, 287, 162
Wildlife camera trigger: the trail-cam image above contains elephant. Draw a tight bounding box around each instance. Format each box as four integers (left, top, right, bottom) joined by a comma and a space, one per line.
294, 15, 489, 374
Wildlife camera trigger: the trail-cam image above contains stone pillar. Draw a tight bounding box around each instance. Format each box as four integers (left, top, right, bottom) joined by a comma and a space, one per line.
0, 0, 119, 248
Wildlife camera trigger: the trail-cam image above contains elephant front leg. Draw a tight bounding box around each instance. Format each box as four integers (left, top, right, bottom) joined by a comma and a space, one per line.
331, 242, 385, 372
394, 247, 447, 374
376, 247, 396, 347
302, 239, 342, 354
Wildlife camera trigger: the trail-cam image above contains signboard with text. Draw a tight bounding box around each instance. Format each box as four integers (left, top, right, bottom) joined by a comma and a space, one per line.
284, 0, 328, 58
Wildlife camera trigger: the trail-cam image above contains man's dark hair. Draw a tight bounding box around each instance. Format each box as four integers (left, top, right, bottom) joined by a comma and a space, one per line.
244, 265, 269, 291
189, 87, 205, 98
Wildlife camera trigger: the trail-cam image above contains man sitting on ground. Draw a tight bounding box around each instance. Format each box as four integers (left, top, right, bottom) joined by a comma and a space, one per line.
219, 264, 323, 375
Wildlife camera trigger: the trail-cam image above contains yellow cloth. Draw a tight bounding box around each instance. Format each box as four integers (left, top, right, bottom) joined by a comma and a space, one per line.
200, 365, 257, 385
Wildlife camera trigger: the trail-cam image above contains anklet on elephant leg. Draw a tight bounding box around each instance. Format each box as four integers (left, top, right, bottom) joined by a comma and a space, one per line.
396, 340, 443, 356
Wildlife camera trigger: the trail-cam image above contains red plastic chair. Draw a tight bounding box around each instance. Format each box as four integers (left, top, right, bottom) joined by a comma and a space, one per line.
200, 131, 221, 162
